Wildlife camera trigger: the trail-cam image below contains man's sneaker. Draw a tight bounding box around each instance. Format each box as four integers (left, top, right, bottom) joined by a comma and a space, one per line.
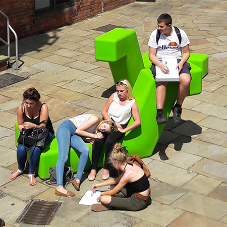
172, 105, 182, 123
156, 112, 167, 125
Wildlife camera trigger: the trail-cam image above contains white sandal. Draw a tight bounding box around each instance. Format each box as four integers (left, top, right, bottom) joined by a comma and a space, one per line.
28, 174, 36, 186
10, 169, 22, 180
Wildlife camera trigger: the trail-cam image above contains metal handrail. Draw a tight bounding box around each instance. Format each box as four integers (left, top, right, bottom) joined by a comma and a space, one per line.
0, 11, 19, 69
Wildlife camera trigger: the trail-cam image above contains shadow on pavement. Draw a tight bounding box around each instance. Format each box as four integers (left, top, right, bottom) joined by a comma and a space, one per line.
153, 118, 202, 160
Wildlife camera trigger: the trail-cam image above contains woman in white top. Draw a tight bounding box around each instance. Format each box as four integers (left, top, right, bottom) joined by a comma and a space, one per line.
88, 79, 141, 181
55, 114, 117, 197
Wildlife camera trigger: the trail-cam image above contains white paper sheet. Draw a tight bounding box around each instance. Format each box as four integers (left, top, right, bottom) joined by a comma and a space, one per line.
79, 190, 102, 206
155, 58, 179, 82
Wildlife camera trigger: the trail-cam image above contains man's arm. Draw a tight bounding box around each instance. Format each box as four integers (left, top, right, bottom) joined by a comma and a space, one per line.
177, 44, 190, 73
149, 47, 168, 73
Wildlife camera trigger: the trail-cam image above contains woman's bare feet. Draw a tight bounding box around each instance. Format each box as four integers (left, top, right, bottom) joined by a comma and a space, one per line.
102, 169, 109, 180
28, 174, 36, 186
10, 169, 22, 180
88, 169, 96, 181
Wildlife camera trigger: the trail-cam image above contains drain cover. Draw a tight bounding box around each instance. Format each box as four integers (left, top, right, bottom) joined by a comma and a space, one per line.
0, 73, 26, 89
16, 200, 61, 225
94, 24, 127, 32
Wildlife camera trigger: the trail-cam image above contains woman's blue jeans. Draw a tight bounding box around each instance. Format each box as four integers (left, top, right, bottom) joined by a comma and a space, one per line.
56, 120, 89, 187
17, 132, 53, 174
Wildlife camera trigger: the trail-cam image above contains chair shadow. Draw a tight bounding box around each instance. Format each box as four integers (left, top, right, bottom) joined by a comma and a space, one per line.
101, 85, 116, 98
152, 117, 202, 160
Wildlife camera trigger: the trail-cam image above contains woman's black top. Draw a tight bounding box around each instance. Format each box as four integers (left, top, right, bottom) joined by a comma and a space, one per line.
126, 173, 150, 197
22, 103, 54, 135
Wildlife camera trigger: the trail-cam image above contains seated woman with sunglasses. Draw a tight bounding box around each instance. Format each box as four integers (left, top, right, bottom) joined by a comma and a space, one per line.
55, 114, 117, 197
88, 79, 141, 181
91, 143, 151, 212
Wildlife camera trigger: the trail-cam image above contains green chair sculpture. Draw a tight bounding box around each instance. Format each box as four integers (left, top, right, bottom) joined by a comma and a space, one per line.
14, 28, 208, 179
95, 28, 208, 157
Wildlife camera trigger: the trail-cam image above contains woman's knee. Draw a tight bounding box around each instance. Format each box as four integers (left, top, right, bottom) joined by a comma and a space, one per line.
31, 147, 41, 157
105, 137, 115, 149
100, 195, 111, 204
17, 144, 27, 156
81, 146, 89, 158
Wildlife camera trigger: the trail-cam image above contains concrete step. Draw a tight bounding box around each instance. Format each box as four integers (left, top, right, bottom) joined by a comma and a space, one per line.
0, 55, 10, 72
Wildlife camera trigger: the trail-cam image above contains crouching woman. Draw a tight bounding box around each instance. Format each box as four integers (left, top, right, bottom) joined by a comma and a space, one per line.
91, 143, 151, 212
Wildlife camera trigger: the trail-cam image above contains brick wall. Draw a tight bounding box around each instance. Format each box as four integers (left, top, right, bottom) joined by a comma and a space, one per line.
0, 0, 135, 43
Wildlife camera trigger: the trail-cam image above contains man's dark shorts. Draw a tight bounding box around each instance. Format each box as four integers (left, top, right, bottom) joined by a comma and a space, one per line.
151, 59, 191, 78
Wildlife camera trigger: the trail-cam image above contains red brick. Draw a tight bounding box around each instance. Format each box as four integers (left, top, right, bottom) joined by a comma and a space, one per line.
0, 0, 135, 43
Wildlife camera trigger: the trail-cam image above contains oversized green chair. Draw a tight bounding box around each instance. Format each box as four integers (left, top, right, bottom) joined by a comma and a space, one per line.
14, 28, 208, 178
95, 28, 208, 157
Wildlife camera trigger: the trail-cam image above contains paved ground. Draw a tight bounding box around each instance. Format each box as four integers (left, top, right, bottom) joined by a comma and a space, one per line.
0, 0, 227, 226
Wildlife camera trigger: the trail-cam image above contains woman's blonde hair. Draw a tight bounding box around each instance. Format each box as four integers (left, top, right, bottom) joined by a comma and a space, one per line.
95, 120, 118, 133
109, 143, 128, 163
116, 79, 134, 100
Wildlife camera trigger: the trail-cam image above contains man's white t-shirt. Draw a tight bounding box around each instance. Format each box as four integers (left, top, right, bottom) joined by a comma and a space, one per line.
148, 26, 190, 59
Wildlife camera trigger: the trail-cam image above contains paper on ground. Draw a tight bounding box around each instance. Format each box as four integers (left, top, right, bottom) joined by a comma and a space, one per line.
79, 190, 102, 205
155, 58, 179, 82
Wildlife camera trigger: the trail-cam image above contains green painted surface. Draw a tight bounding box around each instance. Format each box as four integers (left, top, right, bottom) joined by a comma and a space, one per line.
14, 28, 208, 178
95, 28, 144, 87
95, 28, 208, 157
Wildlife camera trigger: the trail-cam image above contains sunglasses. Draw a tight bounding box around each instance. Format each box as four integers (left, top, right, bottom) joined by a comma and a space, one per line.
110, 122, 115, 132
119, 146, 128, 153
116, 80, 127, 87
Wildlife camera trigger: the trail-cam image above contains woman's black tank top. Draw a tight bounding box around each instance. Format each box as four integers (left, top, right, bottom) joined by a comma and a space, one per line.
126, 174, 150, 196
22, 103, 54, 135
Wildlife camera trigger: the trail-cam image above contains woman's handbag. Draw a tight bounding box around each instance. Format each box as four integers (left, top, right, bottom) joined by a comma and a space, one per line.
127, 154, 151, 178
17, 126, 49, 149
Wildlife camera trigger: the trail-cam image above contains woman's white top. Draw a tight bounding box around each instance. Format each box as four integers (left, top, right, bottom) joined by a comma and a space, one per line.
107, 92, 135, 125
70, 114, 97, 133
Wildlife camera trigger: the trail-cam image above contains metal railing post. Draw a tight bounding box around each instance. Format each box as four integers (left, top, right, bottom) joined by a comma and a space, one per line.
0, 10, 19, 69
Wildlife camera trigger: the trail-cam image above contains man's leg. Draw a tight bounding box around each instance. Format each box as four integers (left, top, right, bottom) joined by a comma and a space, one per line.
156, 82, 168, 125
173, 73, 191, 123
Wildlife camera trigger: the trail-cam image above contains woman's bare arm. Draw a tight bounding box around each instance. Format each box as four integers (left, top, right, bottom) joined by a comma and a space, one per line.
101, 94, 114, 121
118, 102, 141, 133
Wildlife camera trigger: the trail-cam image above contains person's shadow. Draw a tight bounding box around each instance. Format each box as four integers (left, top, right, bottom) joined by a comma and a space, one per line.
153, 117, 202, 160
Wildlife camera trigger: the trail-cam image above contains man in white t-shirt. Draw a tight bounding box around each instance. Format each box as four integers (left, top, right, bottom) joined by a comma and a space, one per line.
148, 13, 191, 125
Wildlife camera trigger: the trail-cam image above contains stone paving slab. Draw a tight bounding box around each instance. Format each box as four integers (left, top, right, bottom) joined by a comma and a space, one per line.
190, 158, 227, 183
179, 139, 227, 163
0, 147, 17, 167
126, 200, 182, 227
60, 80, 96, 93
0, 126, 14, 139
31, 61, 70, 74
0, 100, 22, 111
208, 183, 227, 203
147, 160, 197, 187
169, 212, 227, 227
0, 176, 50, 201
196, 128, 227, 145
199, 116, 227, 133
150, 180, 186, 205
182, 174, 222, 195
0, 195, 27, 226
0, 0, 227, 226
172, 192, 227, 220
0, 135, 16, 150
